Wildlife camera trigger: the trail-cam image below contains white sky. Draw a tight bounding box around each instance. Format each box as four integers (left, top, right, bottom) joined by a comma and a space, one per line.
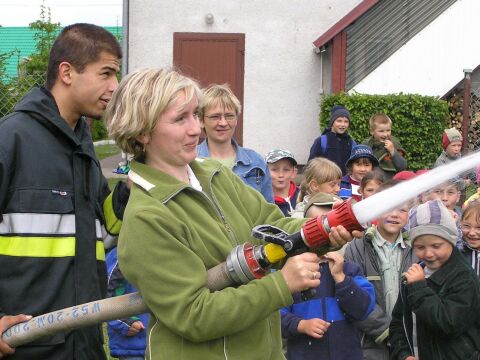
0, 0, 123, 27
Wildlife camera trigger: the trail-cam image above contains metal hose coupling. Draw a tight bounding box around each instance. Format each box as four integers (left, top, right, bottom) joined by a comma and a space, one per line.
301, 198, 364, 249
225, 243, 270, 285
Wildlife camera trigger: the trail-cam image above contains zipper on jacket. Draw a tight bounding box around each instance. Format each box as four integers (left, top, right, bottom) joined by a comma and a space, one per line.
399, 283, 414, 356
205, 170, 241, 246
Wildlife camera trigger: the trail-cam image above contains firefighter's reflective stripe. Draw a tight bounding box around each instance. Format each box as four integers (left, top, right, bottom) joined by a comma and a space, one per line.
1, 213, 103, 239
102, 192, 122, 235
96, 240, 106, 261
0, 236, 105, 260
0, 213, 76, 234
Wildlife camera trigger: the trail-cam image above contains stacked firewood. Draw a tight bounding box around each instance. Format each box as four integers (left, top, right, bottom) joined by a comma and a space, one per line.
446, 93, 480, 151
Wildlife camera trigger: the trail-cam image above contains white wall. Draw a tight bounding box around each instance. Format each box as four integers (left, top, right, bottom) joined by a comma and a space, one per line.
128, 0, 361, 163
351, 0, 480, 97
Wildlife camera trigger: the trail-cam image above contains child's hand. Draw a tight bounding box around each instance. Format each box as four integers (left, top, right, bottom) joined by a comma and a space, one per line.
297, 318, 331, 338
126, 320, 145, 337
404, 263, 425, 284
323, 251, 345, 283
384, 139, 395, 155
405, 356, 418, 360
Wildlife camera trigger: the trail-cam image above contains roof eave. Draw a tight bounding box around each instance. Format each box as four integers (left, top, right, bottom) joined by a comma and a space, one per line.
313, 0, 379, 48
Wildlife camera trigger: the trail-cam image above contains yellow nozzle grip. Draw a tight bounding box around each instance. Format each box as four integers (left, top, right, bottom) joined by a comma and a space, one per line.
264, 243, 287, 264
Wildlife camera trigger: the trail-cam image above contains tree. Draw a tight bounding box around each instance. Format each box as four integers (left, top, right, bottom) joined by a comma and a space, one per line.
19, 2, 60, 77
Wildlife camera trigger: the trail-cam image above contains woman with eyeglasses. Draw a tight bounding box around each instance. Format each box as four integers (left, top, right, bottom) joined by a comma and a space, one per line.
104, 68, 357, 360
196, 84, 274, 202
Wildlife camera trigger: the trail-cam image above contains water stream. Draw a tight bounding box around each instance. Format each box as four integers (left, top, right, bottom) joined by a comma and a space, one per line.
353, 150, 480, 224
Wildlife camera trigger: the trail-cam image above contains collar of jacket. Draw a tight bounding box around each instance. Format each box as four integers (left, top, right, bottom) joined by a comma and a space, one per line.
128, 158, 222, 204
274, 181, 297, 205
441, 150, 460, 161
426, 247, 465, 286
365, 136, 405, 152
321, 127, 351, 138
364, 225, 411, 246
197, 138, 254, 166
14, 87, 93, 151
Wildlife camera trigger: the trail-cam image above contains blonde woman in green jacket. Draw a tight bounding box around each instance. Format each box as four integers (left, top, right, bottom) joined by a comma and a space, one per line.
104, 68, 356, 360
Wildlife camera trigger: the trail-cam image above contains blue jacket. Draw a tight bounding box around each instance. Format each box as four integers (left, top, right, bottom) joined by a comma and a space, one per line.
308, 129, 356, 175
197, 139, 274, 202
106, 247, 149, 357
275, 181, 300, 217
338, 175, 353, 200
281, 261, 375, 360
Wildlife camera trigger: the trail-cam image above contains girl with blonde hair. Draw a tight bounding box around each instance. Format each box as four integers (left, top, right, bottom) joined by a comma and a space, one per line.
291, 158, 342, 218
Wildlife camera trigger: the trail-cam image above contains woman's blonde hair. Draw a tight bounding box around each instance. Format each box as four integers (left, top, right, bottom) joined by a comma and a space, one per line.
104, 68, 202, 159
298, 158, 342, 202
199, 83, 242, 118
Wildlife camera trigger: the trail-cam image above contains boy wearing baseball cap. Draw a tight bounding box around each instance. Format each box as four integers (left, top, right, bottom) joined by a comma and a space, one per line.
265, 149, 300, 216
389, 200, 480, 360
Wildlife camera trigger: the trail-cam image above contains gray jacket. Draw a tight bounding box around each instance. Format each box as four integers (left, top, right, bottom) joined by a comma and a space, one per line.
344, 227, 418, 360
434, 150, 475, 188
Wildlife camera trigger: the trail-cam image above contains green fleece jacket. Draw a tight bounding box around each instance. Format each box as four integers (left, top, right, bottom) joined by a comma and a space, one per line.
118, 159, 307, 360
362, 136, 407, 178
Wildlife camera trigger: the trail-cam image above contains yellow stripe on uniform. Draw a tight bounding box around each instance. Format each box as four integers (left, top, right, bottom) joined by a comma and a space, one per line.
102, 192, 122, 235
96, 240, 106, 261
0, 236, 105, 261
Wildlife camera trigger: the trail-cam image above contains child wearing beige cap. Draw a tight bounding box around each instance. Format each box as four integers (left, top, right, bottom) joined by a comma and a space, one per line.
389, 200, 480, 360
434, 127, 475, 189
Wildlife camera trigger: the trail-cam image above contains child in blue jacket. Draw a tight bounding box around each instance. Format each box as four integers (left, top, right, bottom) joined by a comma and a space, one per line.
281, 251, 375, 360
308, 105, 357, 175
106, 247, 149, 360
281, 195, 375, 360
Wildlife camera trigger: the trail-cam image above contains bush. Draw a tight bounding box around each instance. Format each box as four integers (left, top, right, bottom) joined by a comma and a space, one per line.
319, 93, 449, 170
91, 120, 108, 141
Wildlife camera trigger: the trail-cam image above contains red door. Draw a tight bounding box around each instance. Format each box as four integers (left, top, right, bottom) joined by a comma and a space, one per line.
173, 32, 245, 144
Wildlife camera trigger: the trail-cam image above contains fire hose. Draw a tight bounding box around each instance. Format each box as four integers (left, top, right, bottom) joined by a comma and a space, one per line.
3, 150, 480, 347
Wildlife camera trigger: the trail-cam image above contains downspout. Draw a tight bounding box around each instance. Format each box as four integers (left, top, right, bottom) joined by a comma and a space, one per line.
122, 0, 129, 77
119, 0, 129, 166
462, 69, 472, 154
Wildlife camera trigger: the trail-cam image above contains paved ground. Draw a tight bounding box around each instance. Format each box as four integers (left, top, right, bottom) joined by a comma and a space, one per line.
100, 153, 125, 179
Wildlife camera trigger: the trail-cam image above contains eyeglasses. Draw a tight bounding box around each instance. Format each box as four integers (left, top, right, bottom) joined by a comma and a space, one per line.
204, 113, 237, 122
461, 223, 480, 233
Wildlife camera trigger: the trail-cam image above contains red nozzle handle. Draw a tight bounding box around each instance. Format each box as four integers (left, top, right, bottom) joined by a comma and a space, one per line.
302, 199, 364, 249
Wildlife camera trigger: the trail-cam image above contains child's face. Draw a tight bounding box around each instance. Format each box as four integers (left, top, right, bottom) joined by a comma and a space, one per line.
268, 159, 296, 193
351, 160, 373, 181
426, 184, 460, 210
412, 235, 453, 271
377, 203, 409, 239
461, 214, 480, 250
331, 117, 349, 134
371, 123, 391, 142
359, 179, 381, 199
315, 179, 341, 195
445, 141, 462, 157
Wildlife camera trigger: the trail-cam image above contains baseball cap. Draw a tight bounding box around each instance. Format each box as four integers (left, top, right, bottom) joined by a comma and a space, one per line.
265, 149, 297, 165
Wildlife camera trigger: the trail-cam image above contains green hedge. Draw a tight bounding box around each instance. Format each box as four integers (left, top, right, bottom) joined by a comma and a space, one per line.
91, 120, 108, 141
319, 93, 449, 170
